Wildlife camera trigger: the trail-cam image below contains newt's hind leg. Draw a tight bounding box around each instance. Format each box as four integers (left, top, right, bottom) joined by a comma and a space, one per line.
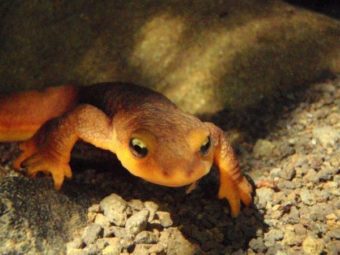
13, 139, 37, 170
13, 120, 72, 189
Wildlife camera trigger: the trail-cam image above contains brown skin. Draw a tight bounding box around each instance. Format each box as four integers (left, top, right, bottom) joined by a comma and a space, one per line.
0, 83, 252, 217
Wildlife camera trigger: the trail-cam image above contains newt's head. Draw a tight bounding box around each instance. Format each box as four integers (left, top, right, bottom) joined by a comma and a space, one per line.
112, 108, 214, 187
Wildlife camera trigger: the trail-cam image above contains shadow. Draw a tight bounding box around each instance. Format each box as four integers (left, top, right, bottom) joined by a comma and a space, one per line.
284, 0, 340, 19
209, 74, 335, 143
62, 152, 266, 253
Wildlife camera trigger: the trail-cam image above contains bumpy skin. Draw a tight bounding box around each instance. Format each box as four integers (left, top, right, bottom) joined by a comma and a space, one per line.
0, 83, 252, 217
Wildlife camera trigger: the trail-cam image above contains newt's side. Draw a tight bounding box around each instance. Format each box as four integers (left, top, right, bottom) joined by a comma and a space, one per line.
0, 83, 252, 217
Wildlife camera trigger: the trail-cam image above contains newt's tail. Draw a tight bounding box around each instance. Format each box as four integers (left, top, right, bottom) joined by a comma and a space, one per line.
0, 85, 78, 142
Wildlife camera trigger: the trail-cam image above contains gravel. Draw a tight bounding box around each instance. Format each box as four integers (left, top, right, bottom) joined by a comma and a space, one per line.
1, 78, 339, 254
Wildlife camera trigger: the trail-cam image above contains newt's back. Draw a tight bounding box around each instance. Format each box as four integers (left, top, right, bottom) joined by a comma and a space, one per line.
0, 85, 77, 141
78, 83, 177, 117
0, 83, 176, 142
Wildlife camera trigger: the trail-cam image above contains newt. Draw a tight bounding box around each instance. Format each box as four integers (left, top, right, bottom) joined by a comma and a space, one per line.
0, 82, 252, 217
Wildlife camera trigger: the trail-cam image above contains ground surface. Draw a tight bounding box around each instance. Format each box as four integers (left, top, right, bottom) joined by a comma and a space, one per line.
0, 77, 339, 255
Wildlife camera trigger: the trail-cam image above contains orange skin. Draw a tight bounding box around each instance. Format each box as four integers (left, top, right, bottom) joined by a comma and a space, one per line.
0, 83, 252, 217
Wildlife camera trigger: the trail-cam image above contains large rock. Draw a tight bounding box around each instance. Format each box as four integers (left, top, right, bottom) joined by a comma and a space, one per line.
0, 0, 339, 114
0, 177, 88, 255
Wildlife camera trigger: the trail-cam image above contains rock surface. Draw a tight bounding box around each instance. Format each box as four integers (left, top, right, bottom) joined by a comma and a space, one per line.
0, 0, 339, 115
0, 77, 339, 253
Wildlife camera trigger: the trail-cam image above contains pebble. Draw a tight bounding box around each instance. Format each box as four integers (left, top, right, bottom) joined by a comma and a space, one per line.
103, 226, 127, 238
144, 201, 159, 221
327, 241, 340, 255
299, 189, 315, 205
315, 167, 336, 182
101, 238, 121, 255
303, 169, 317, 183
284, 206, 300, 224
280, 168, 296, 181
134, 231, 158, 244
256, 188, 274, 209
312, 126, 340, 147
302, 236, 325, 255
253, 139, 276, 158
270, 168, 281, 178
328, 228, 340, 240
156, 211, 173, 227
264, 229, 284, 247
128, 199, 145, 211
283, 227, 302, 246
249, 238, 267, 253
66, 238, 84, 251
94, 213, 111, 228
82, 224, 103, 246
100, 194, 128, 227
125, 209, 149, 236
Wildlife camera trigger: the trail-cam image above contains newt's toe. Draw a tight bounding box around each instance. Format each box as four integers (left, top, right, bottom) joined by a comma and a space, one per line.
13, 141, 37, 169
218, 174, 253, 217
17, 146, 72, 190
238, 178, 253, 206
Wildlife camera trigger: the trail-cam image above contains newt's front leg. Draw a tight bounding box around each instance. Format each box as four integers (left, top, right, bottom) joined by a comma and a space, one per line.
13, 104, 114, 189
208, 123, 253, 217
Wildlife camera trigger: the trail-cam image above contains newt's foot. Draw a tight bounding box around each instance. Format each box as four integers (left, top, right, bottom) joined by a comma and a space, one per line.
13, 141, 37, 170
14, 141, 72, 190
218, 175, 253, 217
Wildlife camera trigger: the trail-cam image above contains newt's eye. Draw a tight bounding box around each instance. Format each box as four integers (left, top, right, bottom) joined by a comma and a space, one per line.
200, 135, 211, 155
129, 138, 148, 158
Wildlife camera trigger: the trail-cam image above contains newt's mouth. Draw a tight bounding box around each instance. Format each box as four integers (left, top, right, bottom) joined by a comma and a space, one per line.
140, 166, 211, 188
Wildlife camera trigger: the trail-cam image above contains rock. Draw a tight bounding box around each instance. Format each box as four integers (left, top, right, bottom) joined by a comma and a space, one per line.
134, 231, 158, 244
327, 241, 340, 255
302, 236, 325, 255
283, 227, 302, 246
100, 194, 128, 227
156, 211, 173, 227
249, 238, 267, 253
103, 226, 127, 238
86, 244, 100, 255
2, 1, 339, 116
328, 228, 340, 240
274, 141, 295, 159
299, 189, 315, 205
303, 169, 318, 183
94, 213, 111, 228
147, 243, 165, 254
256, 188, 274, 209
88, 204, 101, 213
312, 126, 340, 147
160, 228, 200, 255
132, 244, 153, 255
101, 238, 122, 255
82, 224, 103, 246
279, 167, 296, 181
264, 229, 284, 247
270, 168, 281, 178
128, 199, 145, 212
144, 201, 159, 221
315, 167, 337, 182
66, 238, 84, 251
67, 248, 86, 255
284, 205, 300, 224
0, 177, 87, 255
125, 209, 149, 236
253, 139, 275, 158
